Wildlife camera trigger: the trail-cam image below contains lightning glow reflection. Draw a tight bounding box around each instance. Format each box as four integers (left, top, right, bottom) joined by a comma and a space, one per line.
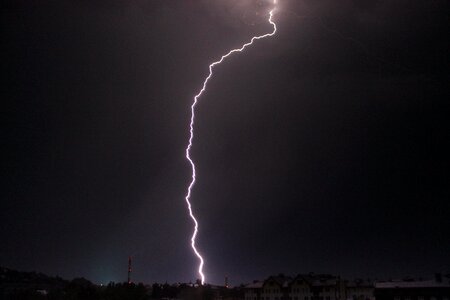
184, 0, 278, 285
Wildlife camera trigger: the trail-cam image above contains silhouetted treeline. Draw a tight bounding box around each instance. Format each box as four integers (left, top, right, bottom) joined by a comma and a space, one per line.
0, 267, 244, 300
0, 267, 149, 300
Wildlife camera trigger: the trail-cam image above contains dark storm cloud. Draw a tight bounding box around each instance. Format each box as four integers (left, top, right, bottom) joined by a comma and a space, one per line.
188, 0, 450, 284
2, 0, 449, 286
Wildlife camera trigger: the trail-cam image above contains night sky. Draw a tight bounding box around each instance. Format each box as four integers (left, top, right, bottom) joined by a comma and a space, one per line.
2, 0, 450, 286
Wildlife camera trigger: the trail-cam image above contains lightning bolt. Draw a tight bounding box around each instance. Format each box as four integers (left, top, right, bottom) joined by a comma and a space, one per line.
184, 0, 278, 285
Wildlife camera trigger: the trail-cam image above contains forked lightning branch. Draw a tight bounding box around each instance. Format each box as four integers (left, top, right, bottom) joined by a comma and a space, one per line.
184, 0, 278, 285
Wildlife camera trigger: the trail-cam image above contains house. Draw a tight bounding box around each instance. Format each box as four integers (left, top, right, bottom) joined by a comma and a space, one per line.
246, 281, 264, 300
346, 279, 375, 300
375, 275, 450, 300
244, 274, 344, 300
289, 275, 313, 300
261, 275, 292, 300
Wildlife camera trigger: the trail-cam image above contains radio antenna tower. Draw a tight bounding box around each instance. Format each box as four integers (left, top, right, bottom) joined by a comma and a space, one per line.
127, 256, 132, 285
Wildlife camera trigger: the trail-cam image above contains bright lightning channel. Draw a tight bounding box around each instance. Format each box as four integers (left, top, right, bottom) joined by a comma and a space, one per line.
184, 0, 278, 285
